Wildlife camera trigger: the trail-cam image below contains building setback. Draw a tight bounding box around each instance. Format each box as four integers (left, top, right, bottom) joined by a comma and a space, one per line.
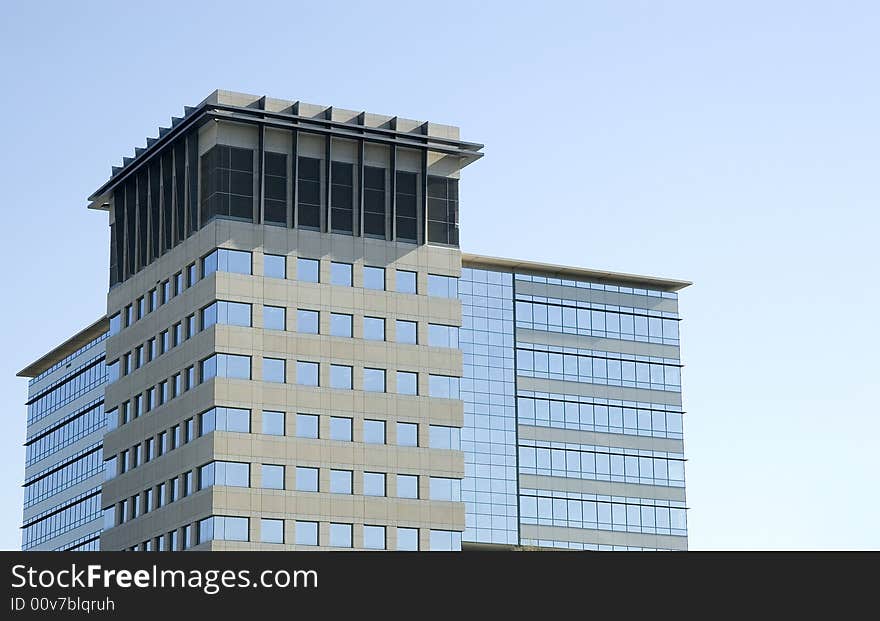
18, 91, 690, 551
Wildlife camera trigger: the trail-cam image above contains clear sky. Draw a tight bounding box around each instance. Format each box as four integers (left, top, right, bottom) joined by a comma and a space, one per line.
1, 0, 877, 550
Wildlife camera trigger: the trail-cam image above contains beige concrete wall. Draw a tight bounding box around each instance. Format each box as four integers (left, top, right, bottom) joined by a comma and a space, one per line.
101, 219, 464, 550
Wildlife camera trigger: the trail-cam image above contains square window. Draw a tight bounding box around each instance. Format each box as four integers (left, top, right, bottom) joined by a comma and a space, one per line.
397, 527, 419, 551
397, 371, 418, 396
363, 368, 386, 392
429, 374, 460, 399
261, 518, 284, 544
363, 525, 386, 550
396, 270, 417, 294
296, 521, 318, 546
397, 422, 418, 447
262, 464, 285, 489
363, 317, 385, 341
330, 313, 353, 337
363, 266, 385, 290
262, 411, 285, 436
264, 306, 286, 330
329, 416, 352, 442
397, 474, 419, 499
396, 320, 418, 344
363, 419, 386, 444
330, 262, 352, 286
330, 364, 352, 389
329, 523, 352, 548
363, 472, 386, 497
297, 258, 319, 283
263, 358, 286, 383
297, 361, 319, 386
427, 274, 459, 298
295, 467, 319, 492
428, 324, 459, 348
296, 413, 319, 439
330, 470, 352, 494
297, 309, 319, 334
264, 254, 286, 279
429, 530, 461, 551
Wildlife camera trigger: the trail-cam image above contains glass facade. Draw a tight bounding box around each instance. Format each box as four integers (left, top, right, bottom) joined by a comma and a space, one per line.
459, 267, 688, 550
459, 267, 518, 545
22, 331, 108, 551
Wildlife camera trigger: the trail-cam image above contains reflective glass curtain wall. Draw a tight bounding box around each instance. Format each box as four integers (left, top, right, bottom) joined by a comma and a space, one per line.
459, 268, 518, 545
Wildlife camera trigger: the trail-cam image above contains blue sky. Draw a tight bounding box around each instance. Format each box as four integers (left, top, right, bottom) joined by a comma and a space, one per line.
1, 0, 877, 550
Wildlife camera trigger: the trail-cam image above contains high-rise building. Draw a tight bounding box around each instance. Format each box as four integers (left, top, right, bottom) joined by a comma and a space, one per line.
18, 91, 690, 551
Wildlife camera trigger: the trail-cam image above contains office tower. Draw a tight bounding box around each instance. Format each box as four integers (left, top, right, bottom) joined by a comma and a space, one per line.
18, 91, 689, 551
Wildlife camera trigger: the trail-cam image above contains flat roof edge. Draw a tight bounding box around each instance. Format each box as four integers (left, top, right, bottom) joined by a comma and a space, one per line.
17, 316, 109, 378
461, 253, 692, 292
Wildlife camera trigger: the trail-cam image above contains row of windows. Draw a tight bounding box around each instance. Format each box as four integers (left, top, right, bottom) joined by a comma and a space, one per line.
110, 297, 459, 386
515, 299, 680, 345
517, 443, 686, 488
520, 539, 670, 552
106, 406, 461, 481
107, 313, 197, 383
22, 490, 101, 550
58, 532, 101, 552
197, 460, 461, 501
196, 516, 461, 550
516, 393, 685, 440
199, 352, 461, 398
107, 344, 460, 438
514, 272, 678, 300
25, 400, 104, 467
520, 490, 688, 537
106, 363, 199, 431
29, 332, 107, 386
199, 407, 460, 448
106, 459, 460, 535
199, 144, 460, 246
110, 130, 463, 286
23, 446, 103, 508
109, 261, 199, 335
515, 346, 682, 392
201, 299, 460, 346
109, 245, 456, 340
26, 357, 106, 424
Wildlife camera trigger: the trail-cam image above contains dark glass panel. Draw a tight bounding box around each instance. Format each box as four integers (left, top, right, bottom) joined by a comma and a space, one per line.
396, 217, 417, 241
125, 179, 136, 275
427, 175, 447, 198
299, 156, 320, 180
230, 147, 253, 172
364, 212, 384, 237
161, 152, 173, 252
298, 179, 320, 205
149, 161, 160, 260
298, 204, 320, 229
174, 140, 186, 243
137, 171, 148, 269
396, 171, 416, 195
229, 195, 253, 220
264, 200, 286, 225
364, 166, 384, 190
265, 176, 286, 201
265, 151, 287, 177
229, 170, 253, 197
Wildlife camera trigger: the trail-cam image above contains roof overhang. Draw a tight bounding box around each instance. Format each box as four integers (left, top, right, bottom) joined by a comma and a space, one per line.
88, 91, 484, 209
17, 316, 108, 378
462, 253, 692, 292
